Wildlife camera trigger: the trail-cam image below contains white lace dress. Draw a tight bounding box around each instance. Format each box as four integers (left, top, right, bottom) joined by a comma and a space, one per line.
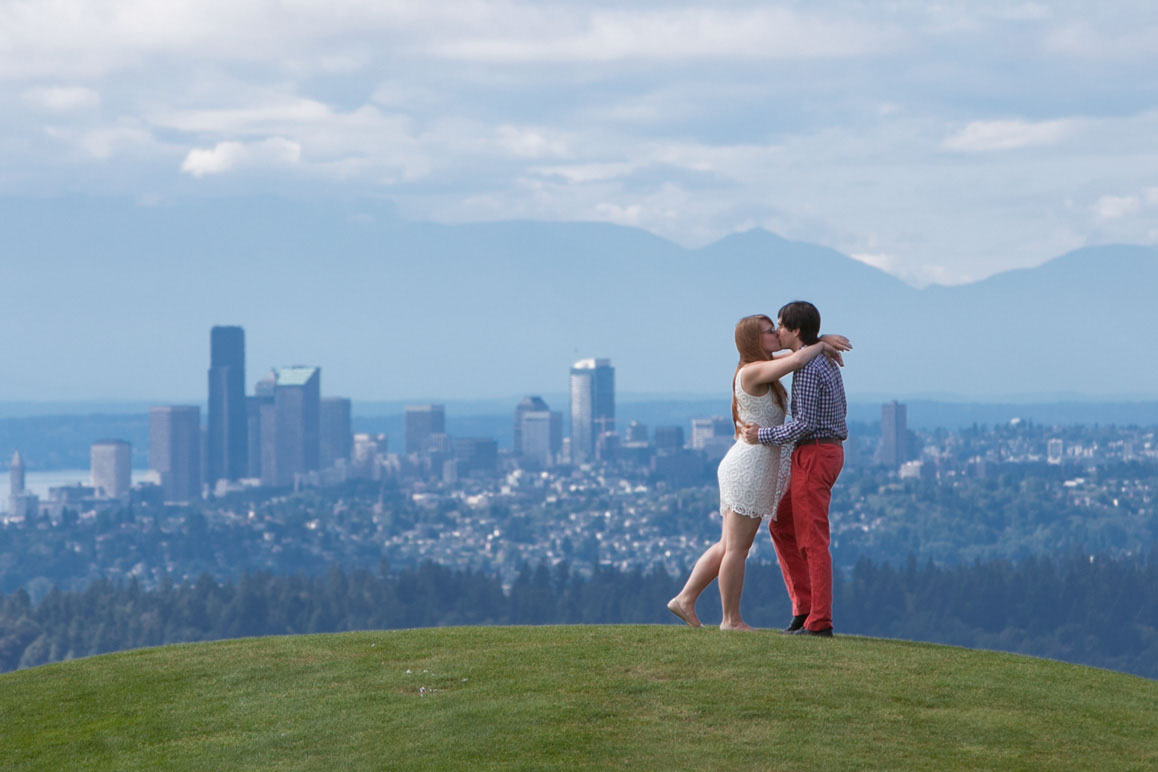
717, 373, 793, 520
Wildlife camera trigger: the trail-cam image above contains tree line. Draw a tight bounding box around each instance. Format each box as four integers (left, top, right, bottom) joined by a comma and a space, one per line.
2, 551, 1155, 679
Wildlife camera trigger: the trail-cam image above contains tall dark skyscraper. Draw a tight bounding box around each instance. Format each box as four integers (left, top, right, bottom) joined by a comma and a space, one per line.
570, 358, 615, 463
208, 325, 248, 485
320, 397, 353, 469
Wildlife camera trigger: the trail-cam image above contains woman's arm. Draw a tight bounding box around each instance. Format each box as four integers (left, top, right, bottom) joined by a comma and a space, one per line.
772, 334, 851, 359
740, 342, 837, 390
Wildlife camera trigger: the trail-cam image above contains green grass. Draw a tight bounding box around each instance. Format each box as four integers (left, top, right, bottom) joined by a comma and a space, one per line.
2, 626, 1156, 771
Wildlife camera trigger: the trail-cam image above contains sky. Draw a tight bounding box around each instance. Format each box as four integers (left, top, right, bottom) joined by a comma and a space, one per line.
3, 0, 1158, 287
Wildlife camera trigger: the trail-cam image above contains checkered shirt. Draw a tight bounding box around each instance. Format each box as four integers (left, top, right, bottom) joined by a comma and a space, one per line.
758, 353, 848, 446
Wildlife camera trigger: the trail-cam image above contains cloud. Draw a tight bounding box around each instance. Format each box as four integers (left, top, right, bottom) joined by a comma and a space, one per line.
497, 125, 570, 159
180, 137, 301, 177
23, 85, 101, 111
942, 118, 1074, 152
44, 123, 153, 160
434, 7, 903, 62
1043, 21, 1158, 60
1092, 194, 1141, 221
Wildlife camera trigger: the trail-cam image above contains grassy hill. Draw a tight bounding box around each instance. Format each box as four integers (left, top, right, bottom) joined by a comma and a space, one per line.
2, 626, 1155, 771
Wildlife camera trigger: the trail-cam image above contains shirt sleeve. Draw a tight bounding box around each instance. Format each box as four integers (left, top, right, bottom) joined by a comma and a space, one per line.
758, 365, 820, 445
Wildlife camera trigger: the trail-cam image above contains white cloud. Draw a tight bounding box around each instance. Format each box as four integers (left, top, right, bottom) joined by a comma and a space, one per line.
1093, 194, 1141, 221
434, 7, 904, 62
1043, 21, 1158, 60
180, 137, 301, 177
497, 125, 570, 159
942, 118, 1074, 152
23, 85, 101, 111
44, 123, 153, 160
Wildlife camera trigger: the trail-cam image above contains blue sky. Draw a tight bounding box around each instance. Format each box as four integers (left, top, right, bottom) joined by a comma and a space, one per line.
3, 1, 1156, 289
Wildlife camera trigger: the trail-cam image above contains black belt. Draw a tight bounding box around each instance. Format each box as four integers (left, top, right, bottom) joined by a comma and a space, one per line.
797, 437, 843, 446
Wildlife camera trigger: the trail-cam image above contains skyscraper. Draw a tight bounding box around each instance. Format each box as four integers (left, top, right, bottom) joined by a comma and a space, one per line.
9, 450, 24, 501
569, 358, 614, 463
149, 406, 202, 502
518, 403, 562, 468
405, 405, 446, 454
261, 366, 321, 487
91, 439, 131, 500
6, 450, 37, 522
320, 397, 353, 469
208, 325, 248, 485
877, 400, 909, 467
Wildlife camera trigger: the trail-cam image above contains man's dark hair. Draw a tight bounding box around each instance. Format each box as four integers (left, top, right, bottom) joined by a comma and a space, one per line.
778, 301, 821, 345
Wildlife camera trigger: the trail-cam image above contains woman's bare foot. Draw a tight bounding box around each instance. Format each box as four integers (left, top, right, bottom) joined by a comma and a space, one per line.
667, 597, 702, 628
718, 621, 757, 632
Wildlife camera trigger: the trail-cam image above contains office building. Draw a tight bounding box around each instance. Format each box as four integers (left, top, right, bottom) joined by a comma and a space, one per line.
514, 396, 550, 456
570, 358, 614, 463
1047, 438, 1064, 465
877, 401, 910, 467
6, 451, 37, 520
149, 406, 202, 502
208, 326, 248, 485
520, 408, 562, 467
321, 397, 353, 469
691, 417, 733, 449
9, 450, 24, 503
262, 366, 321, 487
405, 405, 446, 455
91, 439, 131, 500
625, 421, 648, 444
653, 426, 685, 451
454, 437, 499, 477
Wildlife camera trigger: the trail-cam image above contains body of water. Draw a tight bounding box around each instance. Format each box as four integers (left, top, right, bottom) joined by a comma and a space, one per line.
2, 469, 158, 510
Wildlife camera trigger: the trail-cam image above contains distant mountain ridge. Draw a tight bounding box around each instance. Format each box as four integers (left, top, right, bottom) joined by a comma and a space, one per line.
2, 197, 1155, 401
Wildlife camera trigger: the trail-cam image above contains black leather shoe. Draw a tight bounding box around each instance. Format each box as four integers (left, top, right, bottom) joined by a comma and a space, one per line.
784, 614, 808, 633
791, 626, 833, 637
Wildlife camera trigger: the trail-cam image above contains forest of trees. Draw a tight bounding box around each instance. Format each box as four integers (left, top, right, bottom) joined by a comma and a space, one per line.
2, 551, 1155, 679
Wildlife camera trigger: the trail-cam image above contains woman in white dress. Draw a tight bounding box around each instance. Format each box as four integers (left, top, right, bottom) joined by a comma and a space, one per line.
667, 314, 847, 631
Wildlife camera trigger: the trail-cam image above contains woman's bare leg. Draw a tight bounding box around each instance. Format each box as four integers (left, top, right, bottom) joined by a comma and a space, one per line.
668, 537, 724, 628
718, 509, 762, 631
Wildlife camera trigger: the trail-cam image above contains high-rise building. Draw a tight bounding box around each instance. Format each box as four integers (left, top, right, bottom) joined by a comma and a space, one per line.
514, 396, 550, 456
7, 451, 27, 518
570, 358, 614, 463
261, 366, 321, 487
1047, 438, 1064, 464
653, 426, 685, 451
405, 405, 446, 454
454, 437, 499, 477
625, 421, 648, 444
91, 439, 131, 500
248, 369, 277, 479
320, 397, 353, 469
208, 326, 248, 485
877, 401, 909, 467
519, 409, 562, 467
691, 417, 733, 449
149, 406, 202, 502
9, 450, 24, 501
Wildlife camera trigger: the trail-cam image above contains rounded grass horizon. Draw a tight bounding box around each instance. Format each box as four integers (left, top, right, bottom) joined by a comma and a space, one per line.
2, 625, 1156, 771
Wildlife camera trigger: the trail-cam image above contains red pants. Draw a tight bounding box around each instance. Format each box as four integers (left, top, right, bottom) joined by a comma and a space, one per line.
769, 443, 844, 632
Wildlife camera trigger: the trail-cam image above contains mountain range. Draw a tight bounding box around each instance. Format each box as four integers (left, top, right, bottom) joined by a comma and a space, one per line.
3, 196, 1156, 402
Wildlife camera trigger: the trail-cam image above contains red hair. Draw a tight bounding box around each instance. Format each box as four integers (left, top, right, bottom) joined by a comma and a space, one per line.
731, 315, 787, 435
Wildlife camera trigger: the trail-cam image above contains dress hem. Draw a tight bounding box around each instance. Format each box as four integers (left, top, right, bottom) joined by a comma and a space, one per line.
720, 501, 778, 522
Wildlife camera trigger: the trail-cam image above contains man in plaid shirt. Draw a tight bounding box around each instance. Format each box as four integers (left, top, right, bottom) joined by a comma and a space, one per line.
740, 300, 847, 637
